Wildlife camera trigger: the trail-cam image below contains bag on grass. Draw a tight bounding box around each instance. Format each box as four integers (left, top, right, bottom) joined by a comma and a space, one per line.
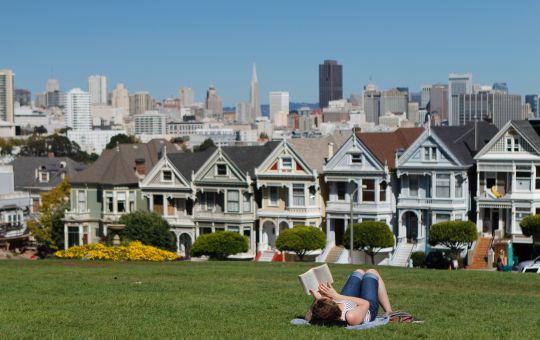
386, 311, 422, 324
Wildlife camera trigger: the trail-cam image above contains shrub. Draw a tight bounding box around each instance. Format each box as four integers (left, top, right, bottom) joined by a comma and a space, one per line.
411, 251, 426, 268
191, 231, 248, 260
118, 211, 176, 251
426, 251, 452, 269
275, 226, 326, 261
428, 220, 477, 260
344, 221, 394, 264
54, 241, 177, 261
520, 215, 540, 255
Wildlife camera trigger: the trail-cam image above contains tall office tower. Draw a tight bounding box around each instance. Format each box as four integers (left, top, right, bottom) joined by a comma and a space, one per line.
407, 102, 420, 125
448, 73, 472, 125
65, 88, 91, 130
429, 84, 448, 121
269, 91, 290, 127
492, 82, 508, 93
409, 92, 421, 105
205, 86, 223, 117
112, 83, 129, 113
452, 91, 522, 129
46, 78, 60, 92
349, 93, 363, 108
380, 88, 408, 115
129, 92, 154, 115
525, 94, 539, 118
45, 90, 65, 108
363, 83, 381, 124
420, 85, 432, 109
88, 75, 108, 104
14, 89, 31, 106
235, 101, 251, 124
0, 69, 14, 123
179, 87, 195, 107
249, 63, 261, 120
35, 93, 47, 108
319, 60, 343, 108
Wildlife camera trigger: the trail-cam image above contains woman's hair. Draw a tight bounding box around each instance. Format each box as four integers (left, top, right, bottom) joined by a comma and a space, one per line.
309, 299, 344, 326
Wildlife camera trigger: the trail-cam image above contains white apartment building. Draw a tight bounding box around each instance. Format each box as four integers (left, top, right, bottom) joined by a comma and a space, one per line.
166, 121, 204, 136
88, 75, 108, 105
65, 88, 91, 130
134, 111, 167, 135
269, 91, 289, 127
0, 69, 14, 123
179, 87, 195, 107
67, 129, 126, 154
112, 83, 129, 114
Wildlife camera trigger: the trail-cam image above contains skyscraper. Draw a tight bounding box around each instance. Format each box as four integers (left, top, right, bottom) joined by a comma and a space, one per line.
88, 75, 108, 104
235, 101, 251, 124
179, 87, 195, 107
452, 91, 522, 129
0, 69, 14, 123
380, 88, 408, 115
129, 92, 154, 115
492, 82, 508, 93
448, 73, 472, 125
429, 84, 448, 121
525, 94, 539, 118
112, 83, 130, 113
420, 85, 432, 109
319, 60, 342, 109
250, 63, 261, 120
363, 83, 381, 124
14, 89, 31, 106
205, 86, 223, 117
46, 78, 60, 92
269, 91, 289, 127
65, 88, 91, 130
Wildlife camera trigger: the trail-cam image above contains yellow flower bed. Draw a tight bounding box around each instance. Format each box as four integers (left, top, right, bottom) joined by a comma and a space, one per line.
54, 241, 177, 262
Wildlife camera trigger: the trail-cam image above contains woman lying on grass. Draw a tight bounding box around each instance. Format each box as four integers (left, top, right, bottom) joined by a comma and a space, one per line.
305, 269, 392, 326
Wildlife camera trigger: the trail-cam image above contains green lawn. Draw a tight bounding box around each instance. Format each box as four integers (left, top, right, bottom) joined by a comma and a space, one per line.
0, 260, 539, 338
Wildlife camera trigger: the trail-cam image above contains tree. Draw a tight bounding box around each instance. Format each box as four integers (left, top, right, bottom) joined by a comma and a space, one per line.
19, 133, 96, 163
259, 132, 269, 140
520, 215, 540, 255
27, 179, 71, 256
33, 125, 48, 134
275, 226, 326, 261
191, 231, 248, 260
428, 221, 477, 260
344, 221, 394, 264
105, 134, 140, 149
193, 138, 215, 152
118, 211, 176, 251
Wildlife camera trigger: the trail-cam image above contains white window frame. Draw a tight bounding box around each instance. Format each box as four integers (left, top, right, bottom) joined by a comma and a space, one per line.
227, 190, 240, 213
268, 187, 279, 206
423, 146, 437, 161
436, 174, 451, 198
350, 153, 362, 165
281, 157, 293, 171
161, 169, 173, 182
39, 171, 49, 183
243, 192, 251, 212
216, 164, 228, 176
292, 184, 305, 207
77, 189, 87, 212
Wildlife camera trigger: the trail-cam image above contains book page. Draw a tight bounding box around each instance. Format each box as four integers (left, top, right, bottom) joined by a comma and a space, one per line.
298, 270, 319, 295
313, 264, 333, 285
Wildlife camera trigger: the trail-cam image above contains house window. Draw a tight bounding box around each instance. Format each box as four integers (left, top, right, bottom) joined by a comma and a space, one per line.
516, 168, 531, 191
105, 192, 114, 213
362, 179, 375, 202
506, 138, 513, 152
379, 181, 387, 202
216, 164, 227, 176
514, 138, 519, 152
129, 191, 136, 211
436, 174, 451, 198
269, 187, 279, 206
228, 226, 240, 233
309, 186, 317, 205
336, 182, 347, 200
293, 184, 305, 206
227, 190, 240, 212
455, 176, 463, 198
67, 226, 80, 248
117, 192, 126, 213
203, 192, 215, 210
243, 193, 251, 212
424, 147, 437, 161
77, 190, 86, 212
516, 207, 531, 224
435, 213, 451, 224
536, 166, 540, 189
39, 171, 49, 183
409, 175, 419, 197
351, 153, 362, 164
281, 157, 293, 170
162, 170, 173, 182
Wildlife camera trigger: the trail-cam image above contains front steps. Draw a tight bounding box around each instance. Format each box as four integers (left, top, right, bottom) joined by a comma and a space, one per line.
325, 246, 345, 263
390, 243, 414, 267
467, 237, 492, 270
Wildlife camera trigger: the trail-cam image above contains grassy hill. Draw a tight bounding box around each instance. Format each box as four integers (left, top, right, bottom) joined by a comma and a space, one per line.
1, 260, 538, 338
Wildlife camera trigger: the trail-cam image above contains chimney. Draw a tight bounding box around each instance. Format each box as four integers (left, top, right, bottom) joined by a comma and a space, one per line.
134, 158, 146, 176
328, 142, 334, 159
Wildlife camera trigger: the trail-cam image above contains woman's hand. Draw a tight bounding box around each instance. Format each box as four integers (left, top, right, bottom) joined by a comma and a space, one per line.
309, 289, 322, 301
318, 283, 339, 299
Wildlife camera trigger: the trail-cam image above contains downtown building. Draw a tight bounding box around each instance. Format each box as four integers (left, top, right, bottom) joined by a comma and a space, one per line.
88, 75, 108, 105
0, 69, 14, 124
319, 60, 342, 109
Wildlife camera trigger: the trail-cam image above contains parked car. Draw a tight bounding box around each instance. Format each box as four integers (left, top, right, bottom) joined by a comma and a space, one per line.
515, 255, 540, 272
522, 263, 540, 273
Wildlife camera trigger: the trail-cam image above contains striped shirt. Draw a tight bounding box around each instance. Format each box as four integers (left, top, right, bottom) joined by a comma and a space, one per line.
335, 299, 371, 325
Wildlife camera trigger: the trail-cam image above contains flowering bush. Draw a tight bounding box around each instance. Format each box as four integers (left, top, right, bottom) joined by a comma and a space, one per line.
54, 241, 177, 262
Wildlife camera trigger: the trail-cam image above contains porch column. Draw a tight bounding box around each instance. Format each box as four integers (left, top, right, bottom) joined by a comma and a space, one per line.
64, 224, 68, 250
510, 205, 516, 235
78, 226, 83, 246
258, 223, 263, 249
163, 195, 169, 217
149, 194, 154, 211
498, 208, 504, 231
450, 172, 455, 198
326, 217, 332, 244
431, 172, 436, 198
477, 208, 483, 233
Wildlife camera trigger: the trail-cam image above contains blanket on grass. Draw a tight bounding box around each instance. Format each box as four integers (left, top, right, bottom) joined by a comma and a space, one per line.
291, 315, 390, 330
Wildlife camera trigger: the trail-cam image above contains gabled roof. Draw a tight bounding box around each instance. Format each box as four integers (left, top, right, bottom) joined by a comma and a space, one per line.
10, 157, 86, 190
510, 120, 540, 152
167, 147, 217, 181
431, 122, 498, 165
71, 140, 176, 186
222, 141, 280, 177
356, 128, 424, 169
289, 133, 350, 172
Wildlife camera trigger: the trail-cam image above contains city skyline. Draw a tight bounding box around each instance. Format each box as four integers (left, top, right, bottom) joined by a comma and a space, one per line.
2, 0, 539, 105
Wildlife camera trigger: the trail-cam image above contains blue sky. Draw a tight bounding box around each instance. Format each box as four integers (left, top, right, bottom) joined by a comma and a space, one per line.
2, 0, 539, 105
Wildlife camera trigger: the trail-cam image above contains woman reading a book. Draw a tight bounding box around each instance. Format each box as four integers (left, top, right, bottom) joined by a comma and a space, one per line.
305, 269, 392, 326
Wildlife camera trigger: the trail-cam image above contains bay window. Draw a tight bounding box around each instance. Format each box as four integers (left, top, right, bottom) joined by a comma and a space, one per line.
436, 174, 450, 198
117, 192, 126, 213
293, 184, 305, 206
409, 175, 419, 197
227, 190, 240, 212
77, 190, 86, 212
362, 179, 375, 202
105, 192, 114, 213
336, 182, 347, 201
379, 181, 387, 202
269, 187, 279, 206
516, 167, 531, 191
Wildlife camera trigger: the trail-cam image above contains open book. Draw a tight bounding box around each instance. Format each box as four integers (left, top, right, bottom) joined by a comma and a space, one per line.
298, 264, 334, 295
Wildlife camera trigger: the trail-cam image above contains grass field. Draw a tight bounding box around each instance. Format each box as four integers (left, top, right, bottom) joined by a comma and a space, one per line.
0, 260, 539, 338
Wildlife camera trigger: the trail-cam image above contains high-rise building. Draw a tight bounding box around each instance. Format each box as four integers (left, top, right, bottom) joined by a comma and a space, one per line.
112, 83, 129, 113
45, 90, 65, 108
129, 92, 154, 115
0, 69, 14, 123
492, 82, 508, 93
65, 88, 91, 131
429, 84, 448, 121
380, 88, 408, 115
269, 91, 289, 127
46, 78, 60, 92
363, 83, 381, 124
319, 60, 342, 108
88, 75, 108, 104
35, 93, 47, 108
235, 101, 251, 124
525, 95, 539, 118
448, 73, 473, 125
205, 86, 223, 117
407, 102, 420, 125
134, 110, 167, 135
421, 85, 432, 109
452, 91, 523, 129
14, 89, 31, 106
250, 63, 261, 121
179, 87, 195, 107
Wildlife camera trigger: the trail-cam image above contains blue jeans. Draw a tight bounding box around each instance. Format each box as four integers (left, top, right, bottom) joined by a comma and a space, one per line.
340, 271, 379, 321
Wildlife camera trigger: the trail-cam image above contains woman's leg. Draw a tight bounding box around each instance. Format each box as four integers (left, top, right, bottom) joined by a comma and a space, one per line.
339, 269, 365, 298
365, 269, 392, 313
